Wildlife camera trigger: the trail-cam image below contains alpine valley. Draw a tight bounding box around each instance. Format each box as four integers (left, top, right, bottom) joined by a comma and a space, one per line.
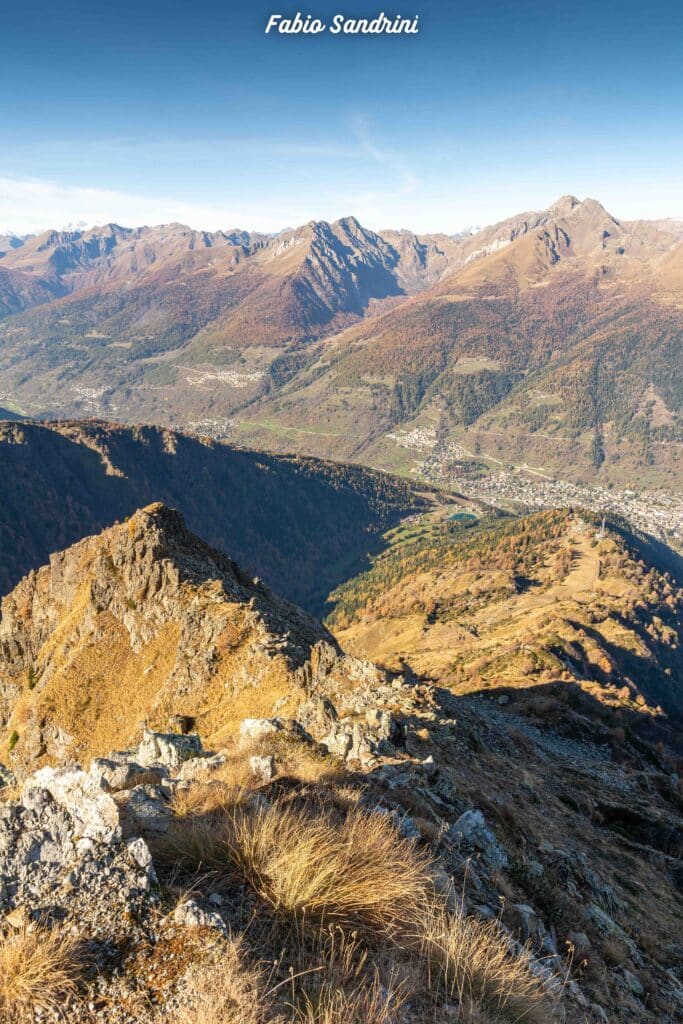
1, 196, 681, 502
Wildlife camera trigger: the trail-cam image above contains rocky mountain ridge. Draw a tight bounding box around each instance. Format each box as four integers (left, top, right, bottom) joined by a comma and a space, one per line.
0, 645, 681, 1022
234, 197, 682, 487
0, 503, 389, 776
0, 503, 681, 1023
329, 507, 683, 743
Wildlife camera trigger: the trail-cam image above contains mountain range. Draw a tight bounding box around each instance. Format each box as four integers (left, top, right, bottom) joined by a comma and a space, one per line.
1, 196, 681, 488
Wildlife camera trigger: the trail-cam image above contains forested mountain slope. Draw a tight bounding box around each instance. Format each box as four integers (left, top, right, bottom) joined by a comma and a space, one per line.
0, 419, 424, 613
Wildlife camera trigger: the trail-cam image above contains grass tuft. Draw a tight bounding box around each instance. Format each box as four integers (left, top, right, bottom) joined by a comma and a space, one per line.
419, 903, 550, 1023
156, 789, 554, 1023
165, 937, 271, 1024
0, 923, 83, 1022
226, 799, 433, 934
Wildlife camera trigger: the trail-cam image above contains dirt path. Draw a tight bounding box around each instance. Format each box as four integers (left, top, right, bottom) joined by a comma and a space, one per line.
477, 530, 600, 630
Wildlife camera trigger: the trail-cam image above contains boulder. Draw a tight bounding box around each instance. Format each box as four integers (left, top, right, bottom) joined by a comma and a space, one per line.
26, 765, 121, 843
137, 729, 202, 770
89, 756, 150, 792
239, 718, 283, 741
365, 708, 395, 742
373, 805, 421, 841
447, 809, 509, 870
127, 836, 154, 871
321, 722, 353, 757
250, 754, 276, 782
321, 711, 395, 762
176, 752, 228, 783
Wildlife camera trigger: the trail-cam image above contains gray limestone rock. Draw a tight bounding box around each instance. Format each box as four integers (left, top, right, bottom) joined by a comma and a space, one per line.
26, 765, 121, 843
174, 898, 227, 935
137, 729, 202, 770
447, 809, 509, 870
250, 754, 276, 782
239, 718, 283, 741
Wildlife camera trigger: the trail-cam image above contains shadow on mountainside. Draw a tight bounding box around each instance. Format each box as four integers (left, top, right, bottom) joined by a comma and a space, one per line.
371, 679, 683, 866
563, 616, 683, 722
460, 677, 682, 757
0, 420, 425, 614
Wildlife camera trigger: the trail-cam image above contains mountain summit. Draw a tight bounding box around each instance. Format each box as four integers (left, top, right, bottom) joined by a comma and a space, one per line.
0, 503, 385, 772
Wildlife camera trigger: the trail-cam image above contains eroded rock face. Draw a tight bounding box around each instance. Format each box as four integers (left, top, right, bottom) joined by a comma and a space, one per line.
0, 732, 217, 939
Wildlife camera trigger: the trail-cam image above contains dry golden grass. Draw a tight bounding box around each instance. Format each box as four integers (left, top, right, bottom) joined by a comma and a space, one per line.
419, 904, 550, 1023
154, 731, 346, 870
226, 800, 433, 933
0, 784, 19, 805
170, 779, 247, 820
158, 795, 433, 929
293, 988, 396, 1024
151, 792, 239, 871
156, 789, 553, 1023
168, 732, 342, 822
165, 937, 274, 1024
286, 927, 408, 1024
250, 733, 342, 786
0, 923, 83, 1022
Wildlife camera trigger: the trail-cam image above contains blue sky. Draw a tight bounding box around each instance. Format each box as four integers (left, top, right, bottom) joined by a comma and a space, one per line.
1, 0, 682, 233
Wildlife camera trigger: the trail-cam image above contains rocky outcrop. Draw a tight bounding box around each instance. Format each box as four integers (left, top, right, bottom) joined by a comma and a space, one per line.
0, 504, 681, 1024
447, 809, 509, 871
0, 766, 156, 938
0, 668, 680, 1024
0, 507, 388, 776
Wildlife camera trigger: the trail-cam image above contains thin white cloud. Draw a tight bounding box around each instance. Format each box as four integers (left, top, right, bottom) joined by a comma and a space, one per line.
4, 136, 359, 163
340, 115, 421, 225
0, 176, 314, 235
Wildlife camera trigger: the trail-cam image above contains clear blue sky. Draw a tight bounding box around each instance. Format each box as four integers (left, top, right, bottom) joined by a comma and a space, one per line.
2, 0, 682, 233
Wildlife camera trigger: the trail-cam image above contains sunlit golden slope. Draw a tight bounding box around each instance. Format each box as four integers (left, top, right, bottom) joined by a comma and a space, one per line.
0, 503, 384, 773
330, 509, 683, 737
